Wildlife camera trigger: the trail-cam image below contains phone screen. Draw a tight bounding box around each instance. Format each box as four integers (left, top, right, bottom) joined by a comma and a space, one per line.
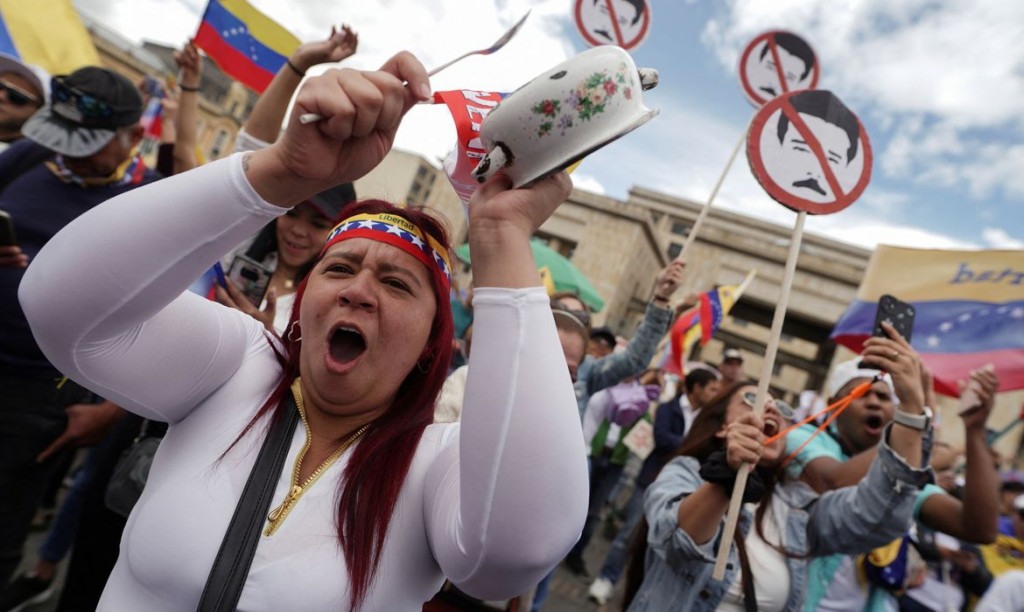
0, 211, 16, 247
226, 255, 272, 307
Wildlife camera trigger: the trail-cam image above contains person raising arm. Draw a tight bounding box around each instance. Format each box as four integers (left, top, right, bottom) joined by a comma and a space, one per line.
20, 52, 588, 610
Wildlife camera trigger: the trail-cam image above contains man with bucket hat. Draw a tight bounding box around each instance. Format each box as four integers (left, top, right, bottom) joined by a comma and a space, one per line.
0, 53, 49, 152
0, 65, 159, 589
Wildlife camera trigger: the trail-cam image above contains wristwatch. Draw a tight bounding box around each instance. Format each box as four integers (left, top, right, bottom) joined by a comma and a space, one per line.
892, 406, 933, 431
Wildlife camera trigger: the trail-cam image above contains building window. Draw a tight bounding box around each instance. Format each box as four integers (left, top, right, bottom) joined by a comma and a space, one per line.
667, 242, 682, 259
772, 362, 783, 376
210, 129, 229, 159
670, 220, 689, 236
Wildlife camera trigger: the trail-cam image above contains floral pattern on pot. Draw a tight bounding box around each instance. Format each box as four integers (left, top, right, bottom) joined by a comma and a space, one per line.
531, 62, 636, 138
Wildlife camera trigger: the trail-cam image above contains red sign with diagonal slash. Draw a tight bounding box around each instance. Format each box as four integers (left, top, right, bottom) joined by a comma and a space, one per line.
574, 0, 651, 51
747, 89, 872, 215
738, 30, 819, 107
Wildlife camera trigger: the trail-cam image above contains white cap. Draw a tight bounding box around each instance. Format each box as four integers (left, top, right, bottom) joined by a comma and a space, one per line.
0, 53, 50, 105
826, 358, 895, 400
1014, 493, 1024, 512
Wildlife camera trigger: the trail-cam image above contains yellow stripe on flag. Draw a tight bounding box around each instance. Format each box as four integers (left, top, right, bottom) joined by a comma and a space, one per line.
857, 245, 1024, 303
0, 0, 99, 74
218, 0, 300, 56
538, 266, 556, 296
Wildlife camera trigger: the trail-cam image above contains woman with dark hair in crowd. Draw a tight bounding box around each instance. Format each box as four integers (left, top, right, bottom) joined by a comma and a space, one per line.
215, 24, 360, 334
625, 373, 934, 611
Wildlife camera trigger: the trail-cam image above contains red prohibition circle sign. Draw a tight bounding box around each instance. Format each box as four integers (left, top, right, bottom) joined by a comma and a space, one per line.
747, 90, 872, 215
574, 0, 651, 51
738, 30, 820, 107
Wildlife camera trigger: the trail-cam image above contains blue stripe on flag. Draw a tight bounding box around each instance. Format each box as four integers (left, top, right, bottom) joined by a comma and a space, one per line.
0, 12, 20, 58
201, 0, 287, 75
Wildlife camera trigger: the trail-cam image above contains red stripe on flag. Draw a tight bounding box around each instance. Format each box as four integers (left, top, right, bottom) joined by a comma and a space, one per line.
195, 21, 275, 92
836, 332, 1023, 396
915, 349, 1024, 396
700, 293, 713, 345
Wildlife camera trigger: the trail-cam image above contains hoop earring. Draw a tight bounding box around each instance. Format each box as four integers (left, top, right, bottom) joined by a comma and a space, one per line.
286, 322, 302, 343
416, 358, 431, 374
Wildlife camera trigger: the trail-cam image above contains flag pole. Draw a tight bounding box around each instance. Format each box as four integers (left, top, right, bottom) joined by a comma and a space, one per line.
712, 210, 806, 580
677, 128, 748, 263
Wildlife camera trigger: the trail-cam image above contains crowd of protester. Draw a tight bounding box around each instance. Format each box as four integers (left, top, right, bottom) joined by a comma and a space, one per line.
0, 21, 1019, 612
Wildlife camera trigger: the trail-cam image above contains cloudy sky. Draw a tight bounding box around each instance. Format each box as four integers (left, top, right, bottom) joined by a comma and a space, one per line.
74, 0, 1024, 251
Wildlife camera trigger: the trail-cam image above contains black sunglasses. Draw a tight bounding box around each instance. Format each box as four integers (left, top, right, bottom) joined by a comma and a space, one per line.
742, 391, 794, 420
0, 80, 39, 107
51, 77, 116, 121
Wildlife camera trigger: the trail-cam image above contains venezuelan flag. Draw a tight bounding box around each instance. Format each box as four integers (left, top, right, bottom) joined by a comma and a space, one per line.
194, 0, 299, 93
664, 272, 754, 375
832, 245, 1024, 395
0, 0, 99, 73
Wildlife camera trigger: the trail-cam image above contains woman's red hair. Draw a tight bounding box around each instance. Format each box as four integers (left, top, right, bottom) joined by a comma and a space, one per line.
235, 199, 454, 610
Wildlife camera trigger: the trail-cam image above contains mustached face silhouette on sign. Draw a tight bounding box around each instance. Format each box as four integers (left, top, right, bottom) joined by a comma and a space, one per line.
574, 0, 651, 51
739, 30, 819, 107
747, 89, 872, 215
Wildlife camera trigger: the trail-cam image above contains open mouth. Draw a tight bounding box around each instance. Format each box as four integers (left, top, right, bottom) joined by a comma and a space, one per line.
329, 327, 366, 365
865, 414, 884, 435
763, 419, 779, 438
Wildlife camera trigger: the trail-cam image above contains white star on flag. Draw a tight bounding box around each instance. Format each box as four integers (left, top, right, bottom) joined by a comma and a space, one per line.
408, 235, 425, 249
385, 224, 405, 236
356, 220, 376, 229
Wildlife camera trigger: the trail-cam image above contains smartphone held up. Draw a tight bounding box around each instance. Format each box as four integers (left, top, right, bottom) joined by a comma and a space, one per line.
226, 255, 272, 307
859, 294, 916, 370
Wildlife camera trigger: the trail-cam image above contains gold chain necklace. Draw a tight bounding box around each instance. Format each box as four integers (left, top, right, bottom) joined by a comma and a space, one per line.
264, 379, 370, 537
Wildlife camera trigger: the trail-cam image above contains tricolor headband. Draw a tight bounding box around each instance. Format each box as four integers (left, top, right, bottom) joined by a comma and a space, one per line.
322, 212, 452, 289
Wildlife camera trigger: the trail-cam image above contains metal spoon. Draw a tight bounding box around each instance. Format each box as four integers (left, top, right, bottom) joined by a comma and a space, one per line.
297, 10, 531, 125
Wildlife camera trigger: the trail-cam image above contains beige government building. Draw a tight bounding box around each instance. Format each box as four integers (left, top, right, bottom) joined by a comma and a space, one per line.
87, 23, 1023, 460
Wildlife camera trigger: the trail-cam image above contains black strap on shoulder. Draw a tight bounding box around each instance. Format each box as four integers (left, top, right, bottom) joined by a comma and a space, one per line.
0, 142, 53, 196
197, 394, 300, 611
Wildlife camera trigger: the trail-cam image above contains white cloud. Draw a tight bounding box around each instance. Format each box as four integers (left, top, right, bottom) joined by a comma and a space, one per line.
982, 228, 1024, 249
806, 217, 978, 250
567, 171, 606, 195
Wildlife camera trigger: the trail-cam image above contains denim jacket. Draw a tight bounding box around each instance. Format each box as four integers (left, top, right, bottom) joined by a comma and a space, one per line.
627, 425, 933, 611
574, 301, 672, 417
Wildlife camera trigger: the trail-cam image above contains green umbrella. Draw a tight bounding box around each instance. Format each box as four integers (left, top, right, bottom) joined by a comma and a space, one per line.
455, 239, 605, 312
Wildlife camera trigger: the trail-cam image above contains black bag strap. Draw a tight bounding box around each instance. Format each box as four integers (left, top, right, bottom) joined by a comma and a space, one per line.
197, 392, 299, 611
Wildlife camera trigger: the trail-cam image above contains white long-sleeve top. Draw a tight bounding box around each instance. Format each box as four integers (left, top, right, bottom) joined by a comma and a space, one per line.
19, 154, 589, 610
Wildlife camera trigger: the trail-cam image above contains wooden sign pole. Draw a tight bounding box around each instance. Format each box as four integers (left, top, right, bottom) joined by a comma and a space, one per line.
711, 210, 806, 580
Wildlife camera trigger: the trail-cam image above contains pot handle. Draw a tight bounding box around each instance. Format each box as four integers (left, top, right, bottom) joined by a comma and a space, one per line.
639, 68, 659, 91
471, 145, 509, 183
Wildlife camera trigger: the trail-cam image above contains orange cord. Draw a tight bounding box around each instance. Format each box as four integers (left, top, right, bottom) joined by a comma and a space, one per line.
763, 377, 880, 468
